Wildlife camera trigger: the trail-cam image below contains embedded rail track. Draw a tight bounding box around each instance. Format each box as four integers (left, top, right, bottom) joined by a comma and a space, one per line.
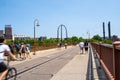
14, 46, 79, 79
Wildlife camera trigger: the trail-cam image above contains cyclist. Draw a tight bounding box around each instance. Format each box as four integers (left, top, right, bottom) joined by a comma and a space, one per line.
0, 37, 17, 80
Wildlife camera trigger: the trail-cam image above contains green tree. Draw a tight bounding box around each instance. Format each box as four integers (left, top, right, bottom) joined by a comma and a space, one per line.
78, 37, 84, 42
92, 34, 102, 41
102, 39, 112, 44
70, 36, 79, 44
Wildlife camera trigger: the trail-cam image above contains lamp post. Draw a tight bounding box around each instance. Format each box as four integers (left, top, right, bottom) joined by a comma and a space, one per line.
86, 31, 90, 39
33, 19, 40, 55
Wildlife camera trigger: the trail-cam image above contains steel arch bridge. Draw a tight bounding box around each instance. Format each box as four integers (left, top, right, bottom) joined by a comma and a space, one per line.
57, 24, 68, 43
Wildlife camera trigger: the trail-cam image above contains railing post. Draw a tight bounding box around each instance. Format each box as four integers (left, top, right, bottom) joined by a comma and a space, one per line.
112, 41, 120, 79
99, 42, 102, 65
112, 43, 116, 79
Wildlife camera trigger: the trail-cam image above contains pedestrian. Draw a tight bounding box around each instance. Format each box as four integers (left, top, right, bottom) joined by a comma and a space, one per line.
57, 43, 60, 48
79, 41, 84, 54
84, 41, 88, 53
9, 40, 15, 55
0, 37, 17, 80
15, 42, 21, 58
59, 42, 62, 48
64, 42, 67, 49
19, 42, 26, 59
26, 43, 31, 59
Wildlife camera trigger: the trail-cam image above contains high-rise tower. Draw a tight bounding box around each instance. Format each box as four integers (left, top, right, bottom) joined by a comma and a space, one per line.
108, 21, 111, 39
5, 25, 12, 39
0, 30, 4, 37
103, 22, 105, 39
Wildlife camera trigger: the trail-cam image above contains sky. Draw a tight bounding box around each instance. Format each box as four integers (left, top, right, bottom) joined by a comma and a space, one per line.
0, 0, 120, 39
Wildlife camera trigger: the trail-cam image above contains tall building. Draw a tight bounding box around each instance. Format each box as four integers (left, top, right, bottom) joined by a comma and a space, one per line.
5, 25, 12, 39
0, 30, 4, 37
103, 22, 105, 39
108, 21, 111, 40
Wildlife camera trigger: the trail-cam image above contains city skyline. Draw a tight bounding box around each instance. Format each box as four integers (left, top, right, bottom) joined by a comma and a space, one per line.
0, 0, 120, 38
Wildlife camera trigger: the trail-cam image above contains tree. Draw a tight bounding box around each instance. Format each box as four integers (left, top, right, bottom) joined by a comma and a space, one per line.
102, 39, 112, 44
92, 34, 102, 41
78, 37, 84, 42
70, 36, 79, 44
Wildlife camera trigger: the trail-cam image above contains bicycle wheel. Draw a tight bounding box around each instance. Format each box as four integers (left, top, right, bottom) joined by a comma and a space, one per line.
5, 67, 17, 80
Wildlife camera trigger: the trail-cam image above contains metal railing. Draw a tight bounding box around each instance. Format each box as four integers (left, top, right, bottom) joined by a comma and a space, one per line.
91, 42, 120, 80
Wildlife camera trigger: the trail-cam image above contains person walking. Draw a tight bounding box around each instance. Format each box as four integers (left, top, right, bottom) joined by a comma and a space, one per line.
79, 41, 84, 54
26, 43, 31, 59
84, 41, 88, 53
9, 40, 15, 55
15, 42, 21, 58
64, 42, 67, 49
19, 42, 26, 59
59, 42, 62, 48
57, 43, 60, 48
0, 37, 17, 80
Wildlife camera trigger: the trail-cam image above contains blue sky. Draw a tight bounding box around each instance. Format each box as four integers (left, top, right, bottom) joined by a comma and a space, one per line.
0, 0, 120, 38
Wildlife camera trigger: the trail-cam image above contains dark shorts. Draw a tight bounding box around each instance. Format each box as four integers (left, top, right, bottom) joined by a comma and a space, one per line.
0, 62, 8, 73
85, 47, 88, 51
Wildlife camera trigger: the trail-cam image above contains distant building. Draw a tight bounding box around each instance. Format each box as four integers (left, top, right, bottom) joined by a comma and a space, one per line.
0, 30, 4, 37
64, 38, 69, 41
5, 25, 12, 39
12, 34, 30, 41
112, 35, 119, 42
39, 36, 47, 41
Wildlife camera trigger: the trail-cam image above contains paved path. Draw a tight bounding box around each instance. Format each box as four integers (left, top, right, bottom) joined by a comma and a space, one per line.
6, 45, 90, 80
50, 53, 89, 80
49, 46, 107, 80
4, 45, 107, 80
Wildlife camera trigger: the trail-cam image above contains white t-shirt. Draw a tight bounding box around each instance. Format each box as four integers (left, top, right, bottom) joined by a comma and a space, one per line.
79, 42, 84, 48
0, 43, 10, 63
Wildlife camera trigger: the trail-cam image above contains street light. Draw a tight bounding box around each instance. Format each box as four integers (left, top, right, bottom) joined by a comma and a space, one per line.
33, 19, 40, 55
86, 31, 90, 39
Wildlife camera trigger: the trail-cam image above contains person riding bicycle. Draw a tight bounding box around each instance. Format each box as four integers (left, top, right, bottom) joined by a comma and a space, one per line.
0, 37, 17, 80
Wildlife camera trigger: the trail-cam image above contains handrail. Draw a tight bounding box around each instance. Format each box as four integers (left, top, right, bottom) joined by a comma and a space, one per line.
91, 42, 120, 80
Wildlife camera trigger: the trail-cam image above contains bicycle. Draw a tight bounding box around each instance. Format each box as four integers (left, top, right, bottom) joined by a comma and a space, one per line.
3, 57, 22, 80
1, 56, 17, 80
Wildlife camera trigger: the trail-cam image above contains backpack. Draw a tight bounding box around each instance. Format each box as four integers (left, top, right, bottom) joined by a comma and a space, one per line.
15, 44, 20, 51
21, 46, 25, 53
